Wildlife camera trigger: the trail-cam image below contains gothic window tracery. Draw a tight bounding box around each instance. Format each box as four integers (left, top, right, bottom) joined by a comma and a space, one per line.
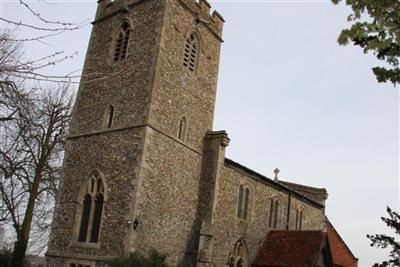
77, 173, 105, 244
228, 239, 248, 267
237, 184, 251, 220
183, 33, 199, 72
113, 21, 131, 63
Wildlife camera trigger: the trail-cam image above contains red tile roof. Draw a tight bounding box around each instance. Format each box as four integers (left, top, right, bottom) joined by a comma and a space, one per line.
327, 221, 358, 267
253, 231, 325, 267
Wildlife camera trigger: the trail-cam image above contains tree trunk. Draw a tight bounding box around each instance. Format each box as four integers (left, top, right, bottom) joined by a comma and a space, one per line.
11, 180, 40, 267
11, 145, 48, 267
11, 232, 29, 267
1, 88, 71, 267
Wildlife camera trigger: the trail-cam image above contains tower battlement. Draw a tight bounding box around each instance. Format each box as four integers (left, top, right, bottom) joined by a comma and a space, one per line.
95, 0, 224, 37
179, 0, 225, 36
95, 0, 132, 21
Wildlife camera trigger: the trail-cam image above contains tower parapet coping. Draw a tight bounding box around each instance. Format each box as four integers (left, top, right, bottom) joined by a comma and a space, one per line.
95, 0, 225, 38
95, 0, 131, 23
179, 0, 225, 37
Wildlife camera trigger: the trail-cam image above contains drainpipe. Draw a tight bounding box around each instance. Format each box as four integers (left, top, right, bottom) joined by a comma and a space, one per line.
286, 192, 292, 230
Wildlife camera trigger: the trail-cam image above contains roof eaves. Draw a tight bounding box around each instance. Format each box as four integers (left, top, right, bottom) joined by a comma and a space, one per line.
279, 180, 327, 193
224, 158, 325, 209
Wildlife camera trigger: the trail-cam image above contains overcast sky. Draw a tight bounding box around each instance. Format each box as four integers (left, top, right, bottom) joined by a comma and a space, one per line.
2, 0, 399, 266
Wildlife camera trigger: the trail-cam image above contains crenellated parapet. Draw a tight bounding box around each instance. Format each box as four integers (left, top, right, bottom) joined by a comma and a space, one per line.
179, 0, 225, 37
95, 0, 224, 38
95, 0, 131, 22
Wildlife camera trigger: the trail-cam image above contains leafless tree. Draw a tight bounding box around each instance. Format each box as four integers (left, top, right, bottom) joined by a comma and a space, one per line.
0, 86, 73, 267
1, 0, 130, 86
0, 3, 130, 265
0, 0, 87, 84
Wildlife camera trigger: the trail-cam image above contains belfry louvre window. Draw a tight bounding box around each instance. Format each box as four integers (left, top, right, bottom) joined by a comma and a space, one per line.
78, 173, 105, 243
237, 185, 251, 220
183, 33, 199, 72
113, 21, 131, 63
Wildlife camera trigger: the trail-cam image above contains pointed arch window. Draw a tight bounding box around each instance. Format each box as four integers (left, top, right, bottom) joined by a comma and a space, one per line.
77, 173, 105, 244
228, 239, 248, 267
268, 198, 280, 229
104, 105, 115, 129
178, 116, 187, 141
183, 33, 199, 72
237, 184, 251, 220
295, 209, 304, 230
113, 21, 131, 63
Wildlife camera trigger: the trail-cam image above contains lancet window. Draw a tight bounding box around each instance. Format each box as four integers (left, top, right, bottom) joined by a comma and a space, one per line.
268, 198, 280, 229
295, 209, 304, 230
104, 105, 115, 129
237, 184, 251, 220
178, 116, 187, 141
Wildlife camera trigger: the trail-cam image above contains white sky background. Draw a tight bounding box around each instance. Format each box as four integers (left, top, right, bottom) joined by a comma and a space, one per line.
2, 0, 399, 266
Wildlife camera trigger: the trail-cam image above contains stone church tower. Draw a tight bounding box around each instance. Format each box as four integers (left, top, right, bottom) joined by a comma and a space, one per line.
46, 0, 226, 266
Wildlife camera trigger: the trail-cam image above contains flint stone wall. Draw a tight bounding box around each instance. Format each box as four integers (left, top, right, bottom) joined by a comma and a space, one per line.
210, 163, 325, 266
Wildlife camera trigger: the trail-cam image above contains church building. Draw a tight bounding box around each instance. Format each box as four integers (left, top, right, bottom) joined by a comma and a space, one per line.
45, 1, 357, 266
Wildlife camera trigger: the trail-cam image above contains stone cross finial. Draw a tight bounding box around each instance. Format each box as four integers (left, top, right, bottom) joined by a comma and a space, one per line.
274, 168, 280, 181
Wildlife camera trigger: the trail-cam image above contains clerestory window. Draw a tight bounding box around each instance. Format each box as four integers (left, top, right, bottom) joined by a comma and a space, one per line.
113, 21, 131, 63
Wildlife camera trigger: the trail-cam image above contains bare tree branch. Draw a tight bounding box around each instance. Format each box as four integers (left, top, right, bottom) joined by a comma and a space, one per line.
0, 85, 72, 267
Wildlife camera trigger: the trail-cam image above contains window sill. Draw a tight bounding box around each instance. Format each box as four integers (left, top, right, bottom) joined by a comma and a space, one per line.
70, 241, 101, 249
237, 216, 251, 222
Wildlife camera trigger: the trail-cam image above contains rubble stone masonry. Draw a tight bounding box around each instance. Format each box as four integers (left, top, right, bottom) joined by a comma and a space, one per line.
46, 1, 327, 267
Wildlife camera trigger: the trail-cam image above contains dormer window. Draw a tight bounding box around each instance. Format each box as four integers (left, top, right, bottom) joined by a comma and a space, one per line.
183, 33, 199, 73
113, 21, 131, 63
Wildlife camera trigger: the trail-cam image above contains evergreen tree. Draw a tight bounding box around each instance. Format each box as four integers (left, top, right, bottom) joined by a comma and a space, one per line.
332, 0, 400, 85
367, 206, 400, 266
